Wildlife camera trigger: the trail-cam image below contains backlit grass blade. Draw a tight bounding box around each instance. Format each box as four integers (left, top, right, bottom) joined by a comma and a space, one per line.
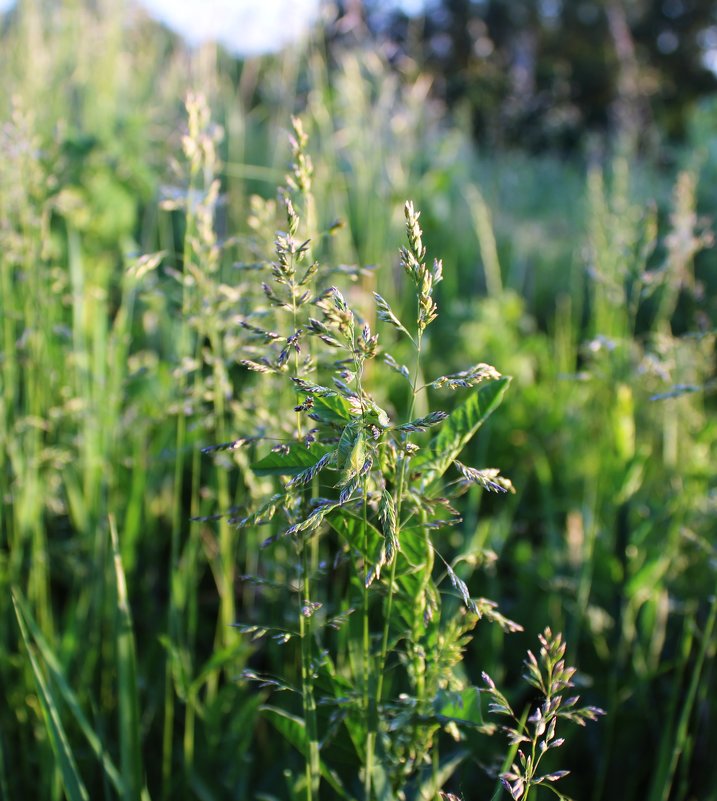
110, 516, 143, 801
12, 591, 124, 794
12, 593, 90, 801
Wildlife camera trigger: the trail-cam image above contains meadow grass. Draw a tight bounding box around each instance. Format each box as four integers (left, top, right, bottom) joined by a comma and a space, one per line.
1, 3, 716, 800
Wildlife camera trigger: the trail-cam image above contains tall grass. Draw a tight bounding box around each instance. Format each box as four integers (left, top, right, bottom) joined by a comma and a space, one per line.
1, 2, 715, 800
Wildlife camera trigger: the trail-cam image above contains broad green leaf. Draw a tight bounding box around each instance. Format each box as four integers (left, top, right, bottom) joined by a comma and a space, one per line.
252, 443, 332, 476
310, 394, 354, 424
329, 512, 389, 585
372, 737, 397, 801
13, 594, 91, 801
261, 706, 349, 798
12, 592, 124, 794
371, 760, 394, 801
111, 518, 143, 801
413, 377, 510, 488
396, 524, 432, 572
388, 525, 434, 636
329, 511, 383, 563
433, 687, 485, 728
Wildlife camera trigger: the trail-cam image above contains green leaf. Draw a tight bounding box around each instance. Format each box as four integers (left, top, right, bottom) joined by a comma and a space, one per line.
433, 687, 485, 728
311, 394, 354, 425
329, 511, 386, 585
329, 511, 383, 562
261, 707, 350, 798
413, 377, 510, 488
391, 527, 434, 635
13, 594, 91, 801
252, 443, 332, 476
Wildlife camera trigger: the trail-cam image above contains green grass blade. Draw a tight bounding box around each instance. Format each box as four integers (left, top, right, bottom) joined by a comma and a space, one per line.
657, 595, 717, 801
12, 591, 124, 794
110, 516, 143, 801
12, 593, 90, 801
261, 706, 350, 798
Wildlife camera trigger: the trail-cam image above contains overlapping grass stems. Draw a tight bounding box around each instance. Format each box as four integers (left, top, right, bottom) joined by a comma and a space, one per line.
226, 116, 601, 800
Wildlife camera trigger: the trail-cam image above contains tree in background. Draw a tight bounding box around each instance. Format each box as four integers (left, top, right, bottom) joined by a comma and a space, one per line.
350, 0, 717, 150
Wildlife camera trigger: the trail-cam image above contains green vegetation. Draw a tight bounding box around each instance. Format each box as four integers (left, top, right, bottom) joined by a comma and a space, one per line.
1, 3, 716, 801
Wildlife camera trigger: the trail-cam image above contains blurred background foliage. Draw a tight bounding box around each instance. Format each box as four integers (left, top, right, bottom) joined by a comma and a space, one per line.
356, 0, 717, 149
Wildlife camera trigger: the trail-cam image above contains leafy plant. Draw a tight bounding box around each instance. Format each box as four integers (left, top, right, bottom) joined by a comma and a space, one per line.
217, 118, 600, 801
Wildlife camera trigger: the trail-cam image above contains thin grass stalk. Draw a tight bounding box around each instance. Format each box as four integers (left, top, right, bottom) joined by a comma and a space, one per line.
644, 614, 694, 801
295, 315, 320, 799
376, 324, 423, 704
464, 183, 503, 298
299, 542, 320, 800
370, 201, 432, 796
658, 594, 717, 801
362, 477, 373, 800
287, 205, 321, 798
162, 150, 198, 801
350, 331, 375, 800
208, 324, 236, 638
182, 439, 204, 777
369, 322, 424, 801
12, 591, 124, 793
110, 516, 142, 801
13, 594, 90, 801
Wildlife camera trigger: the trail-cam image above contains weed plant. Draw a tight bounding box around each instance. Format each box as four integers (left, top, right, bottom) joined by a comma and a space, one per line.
221, 116, 602, 800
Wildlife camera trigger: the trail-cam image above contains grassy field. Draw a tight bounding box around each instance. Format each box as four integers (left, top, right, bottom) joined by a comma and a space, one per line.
1, 3, 716, 800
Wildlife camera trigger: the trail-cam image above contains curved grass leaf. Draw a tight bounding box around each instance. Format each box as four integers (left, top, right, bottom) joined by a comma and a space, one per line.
11, 592, 124, 794
329, 511, 387, 585
13, 594, 91, 801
